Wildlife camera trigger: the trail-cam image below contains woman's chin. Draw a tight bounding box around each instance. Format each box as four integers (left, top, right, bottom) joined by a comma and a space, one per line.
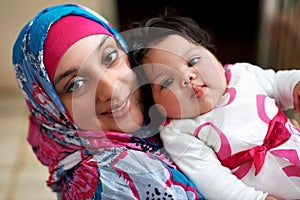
116, 113, 144, 133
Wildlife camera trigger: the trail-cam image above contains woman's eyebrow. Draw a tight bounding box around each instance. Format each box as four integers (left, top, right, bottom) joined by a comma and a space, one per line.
53, 36, 110, 86
53, 68, 78, 86
96, 35, 109, 52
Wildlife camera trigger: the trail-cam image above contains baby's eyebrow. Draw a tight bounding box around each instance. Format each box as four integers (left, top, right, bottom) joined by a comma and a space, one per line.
152, 71, 164, 82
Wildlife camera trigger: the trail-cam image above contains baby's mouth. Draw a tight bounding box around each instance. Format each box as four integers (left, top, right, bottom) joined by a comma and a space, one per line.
192, 85, 207, 98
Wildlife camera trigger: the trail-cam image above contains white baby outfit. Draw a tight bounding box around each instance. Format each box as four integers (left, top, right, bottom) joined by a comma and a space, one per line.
160, 62, 300, 200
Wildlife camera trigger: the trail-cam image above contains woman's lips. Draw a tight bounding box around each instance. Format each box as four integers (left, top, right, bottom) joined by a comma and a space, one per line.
101, 96, 131, 118
111, 99, 131, 118
111, 100, 127, 113
192, 85, 206, 98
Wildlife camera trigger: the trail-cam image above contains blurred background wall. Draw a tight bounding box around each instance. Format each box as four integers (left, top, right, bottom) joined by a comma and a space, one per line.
257, 0, 300, 70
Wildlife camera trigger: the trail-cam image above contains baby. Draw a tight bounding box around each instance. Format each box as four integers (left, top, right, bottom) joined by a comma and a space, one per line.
128, 11, 300, 200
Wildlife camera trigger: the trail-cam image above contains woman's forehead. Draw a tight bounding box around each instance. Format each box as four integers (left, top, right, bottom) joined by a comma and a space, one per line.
54, 35, 115, 80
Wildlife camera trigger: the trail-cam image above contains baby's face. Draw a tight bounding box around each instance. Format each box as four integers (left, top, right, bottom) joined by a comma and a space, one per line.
142, 34, 227, 119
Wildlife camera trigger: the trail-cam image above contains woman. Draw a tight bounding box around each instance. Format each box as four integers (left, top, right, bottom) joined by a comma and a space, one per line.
12, 4, 202, 200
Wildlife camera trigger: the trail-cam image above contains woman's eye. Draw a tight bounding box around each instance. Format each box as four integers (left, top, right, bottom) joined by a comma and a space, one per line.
65, 77, 86, 93
103, 49, 118, 66
188, 57, 200, 67
161, 78, 174, 89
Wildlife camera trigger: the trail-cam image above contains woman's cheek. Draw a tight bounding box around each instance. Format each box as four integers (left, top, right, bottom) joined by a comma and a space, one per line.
71, 94, 98, 129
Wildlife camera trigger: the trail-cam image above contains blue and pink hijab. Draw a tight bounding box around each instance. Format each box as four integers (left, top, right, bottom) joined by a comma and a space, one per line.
12, 4, 203, 199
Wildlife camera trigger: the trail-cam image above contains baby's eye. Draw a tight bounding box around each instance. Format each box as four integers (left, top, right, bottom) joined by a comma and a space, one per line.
188, 57, 200, 67
161, 78, 174, 89
65, 77, 86, 93
103, 49, 118, 66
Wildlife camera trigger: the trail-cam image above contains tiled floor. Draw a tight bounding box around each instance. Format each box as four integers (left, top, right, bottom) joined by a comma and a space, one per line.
0, 92, 56, 200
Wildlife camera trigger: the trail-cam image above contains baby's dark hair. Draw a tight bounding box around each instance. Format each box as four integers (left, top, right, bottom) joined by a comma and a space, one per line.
126, 9, 216, 67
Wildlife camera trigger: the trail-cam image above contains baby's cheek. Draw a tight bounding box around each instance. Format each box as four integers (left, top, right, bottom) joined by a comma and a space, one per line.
155, 92, 182, 118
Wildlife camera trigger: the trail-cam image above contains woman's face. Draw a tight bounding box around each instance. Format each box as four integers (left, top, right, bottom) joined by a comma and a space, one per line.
54, 35, 144, 133
142, 34, 227, 119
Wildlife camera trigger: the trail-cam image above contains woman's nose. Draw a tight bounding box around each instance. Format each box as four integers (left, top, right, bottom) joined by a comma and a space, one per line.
95, 71, 116, 102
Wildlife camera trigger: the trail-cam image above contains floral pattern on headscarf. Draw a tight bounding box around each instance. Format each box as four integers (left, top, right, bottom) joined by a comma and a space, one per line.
12, 4, 203, 199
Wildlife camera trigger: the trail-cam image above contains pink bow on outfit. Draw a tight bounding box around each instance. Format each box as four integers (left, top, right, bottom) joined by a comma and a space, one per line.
222, 110, 290, 176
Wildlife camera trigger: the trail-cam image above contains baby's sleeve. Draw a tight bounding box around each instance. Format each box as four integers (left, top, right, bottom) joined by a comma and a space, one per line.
239, 63, 300, 109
